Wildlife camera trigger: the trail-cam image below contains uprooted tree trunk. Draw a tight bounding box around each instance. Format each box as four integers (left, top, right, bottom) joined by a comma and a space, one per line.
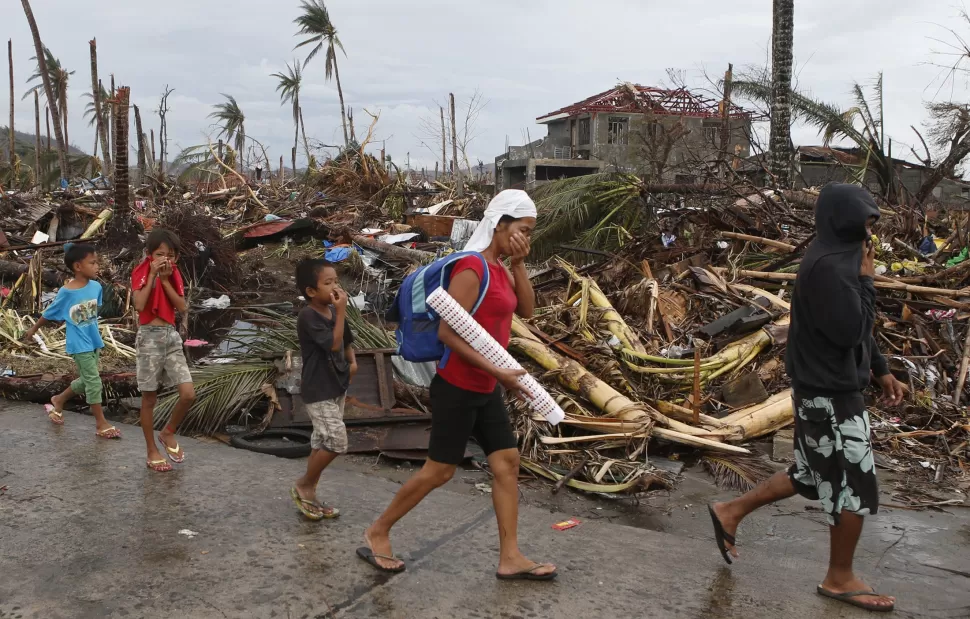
0, 372, 137, 403
0, 258, 65, 287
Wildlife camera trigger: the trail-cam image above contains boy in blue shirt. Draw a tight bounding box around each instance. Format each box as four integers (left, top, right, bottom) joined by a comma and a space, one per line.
22, 243, 121, 439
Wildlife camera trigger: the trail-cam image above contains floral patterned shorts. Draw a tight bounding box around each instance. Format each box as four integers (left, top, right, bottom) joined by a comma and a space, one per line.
788, 391, 878, 526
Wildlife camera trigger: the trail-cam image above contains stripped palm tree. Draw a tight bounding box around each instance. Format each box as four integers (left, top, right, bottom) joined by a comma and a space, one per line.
734, 73, 899, 203
272, 59, 310, 173
24, 47, 74, 160
82, 83, 110, 161
528, 173, 647, 261
208, 94, 246, 171
294, 0, 349, 148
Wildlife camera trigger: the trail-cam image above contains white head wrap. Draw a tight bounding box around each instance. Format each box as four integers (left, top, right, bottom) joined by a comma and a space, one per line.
462, 189, 537, 252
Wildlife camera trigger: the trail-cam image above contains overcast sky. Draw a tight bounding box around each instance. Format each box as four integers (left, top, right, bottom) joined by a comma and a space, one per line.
3, 0, 969, 171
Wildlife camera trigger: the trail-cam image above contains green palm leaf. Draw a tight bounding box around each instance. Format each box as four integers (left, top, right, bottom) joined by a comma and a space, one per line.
208, 94, 246, 158
154, 363, 278, 435
529, 173, 643, 260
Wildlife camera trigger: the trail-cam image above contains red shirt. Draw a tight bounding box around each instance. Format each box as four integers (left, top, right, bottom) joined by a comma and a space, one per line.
436, 256, 517, 393
131, 258, 185, 326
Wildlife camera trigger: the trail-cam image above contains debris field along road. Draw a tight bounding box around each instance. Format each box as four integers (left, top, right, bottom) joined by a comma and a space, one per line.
2, 401, 968, 619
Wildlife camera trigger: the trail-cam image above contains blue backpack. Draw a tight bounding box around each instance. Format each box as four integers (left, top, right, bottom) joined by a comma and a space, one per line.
386, 251, 490, 364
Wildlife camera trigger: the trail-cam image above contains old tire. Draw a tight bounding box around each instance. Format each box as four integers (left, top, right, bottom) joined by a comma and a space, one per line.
229, 429, 312, 459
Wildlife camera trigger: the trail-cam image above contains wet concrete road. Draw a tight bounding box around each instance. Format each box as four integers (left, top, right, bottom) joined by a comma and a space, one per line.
1, 400, 968, 619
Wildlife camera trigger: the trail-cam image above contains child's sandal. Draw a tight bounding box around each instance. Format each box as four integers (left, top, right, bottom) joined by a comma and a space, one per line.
44, 404, 64, 425
146, 459, 173, 473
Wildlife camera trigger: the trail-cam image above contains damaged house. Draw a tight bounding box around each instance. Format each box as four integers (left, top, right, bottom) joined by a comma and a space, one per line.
495, 83, 755, 190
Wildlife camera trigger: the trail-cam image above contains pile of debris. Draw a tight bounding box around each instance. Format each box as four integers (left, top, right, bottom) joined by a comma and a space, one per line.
2, 163, 967, 507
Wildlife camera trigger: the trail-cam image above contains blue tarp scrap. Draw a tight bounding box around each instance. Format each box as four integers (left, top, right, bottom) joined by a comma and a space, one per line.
322, 242, 363, 263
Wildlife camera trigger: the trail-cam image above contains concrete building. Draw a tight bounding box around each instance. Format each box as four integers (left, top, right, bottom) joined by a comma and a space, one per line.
740, 146, 970, 208
495, 84, 755, 191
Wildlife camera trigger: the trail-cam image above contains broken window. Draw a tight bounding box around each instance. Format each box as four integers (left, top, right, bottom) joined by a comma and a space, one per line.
608, 117, 629, 145
578, 118, 591, 145
647, 120, 663, 139
703, 124, 720, 145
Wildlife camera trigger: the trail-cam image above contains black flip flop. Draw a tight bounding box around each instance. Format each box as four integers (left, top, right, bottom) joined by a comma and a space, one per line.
708, 504, 735, 565
496, 564, 558, 581
817, 585, 895, 612
356, 546, 406, 573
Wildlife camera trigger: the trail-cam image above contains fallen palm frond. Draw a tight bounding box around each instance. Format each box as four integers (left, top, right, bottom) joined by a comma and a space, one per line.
154, 362, 278, 434
529, 173, 646, 260
0, 309, 134, 361
520, 458, 653, 494
702, 453, 776, 492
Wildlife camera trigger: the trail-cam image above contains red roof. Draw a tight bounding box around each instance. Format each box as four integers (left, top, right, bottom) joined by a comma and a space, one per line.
537, 84, 753, 122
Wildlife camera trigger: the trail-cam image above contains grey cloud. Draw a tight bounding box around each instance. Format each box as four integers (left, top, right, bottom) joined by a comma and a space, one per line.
3, 0, 967, 172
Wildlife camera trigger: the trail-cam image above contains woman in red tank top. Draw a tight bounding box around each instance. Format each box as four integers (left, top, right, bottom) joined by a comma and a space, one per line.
360, 191, 557, 581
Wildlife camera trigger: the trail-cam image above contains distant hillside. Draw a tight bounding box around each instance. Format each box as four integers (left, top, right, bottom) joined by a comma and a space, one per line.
0, 127, 88, 158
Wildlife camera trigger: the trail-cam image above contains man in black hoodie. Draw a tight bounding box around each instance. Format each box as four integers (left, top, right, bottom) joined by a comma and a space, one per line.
708, 184, 904, 613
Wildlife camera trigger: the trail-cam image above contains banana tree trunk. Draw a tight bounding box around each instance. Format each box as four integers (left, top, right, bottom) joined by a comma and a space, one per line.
718, 389, 793, 440
20, 0, 69, 181
557, 258, 646, 353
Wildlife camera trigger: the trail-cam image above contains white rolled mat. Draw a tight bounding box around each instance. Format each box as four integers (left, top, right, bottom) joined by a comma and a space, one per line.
426, 287, 565, 425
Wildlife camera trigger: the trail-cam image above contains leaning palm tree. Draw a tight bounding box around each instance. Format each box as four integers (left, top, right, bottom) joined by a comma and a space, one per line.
734, 72, 899, 203
272, 59, 310, 173
768, 0, 794, 187
208, 94, 246, 171
19, 0, 68, 180
294, 0, 349, 148
24, 47, 74, 159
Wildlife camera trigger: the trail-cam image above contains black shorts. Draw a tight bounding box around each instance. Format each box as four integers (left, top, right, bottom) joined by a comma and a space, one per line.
427, 374, 518, 465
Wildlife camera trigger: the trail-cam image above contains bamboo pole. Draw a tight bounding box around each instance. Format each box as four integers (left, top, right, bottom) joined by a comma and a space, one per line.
721, 231, 796, 252
714, 267, 970, 299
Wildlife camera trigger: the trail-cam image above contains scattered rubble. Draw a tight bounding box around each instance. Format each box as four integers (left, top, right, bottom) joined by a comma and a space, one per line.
1, 161, 968, 508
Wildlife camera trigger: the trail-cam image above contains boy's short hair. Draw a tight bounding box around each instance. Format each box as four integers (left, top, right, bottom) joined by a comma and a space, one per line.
146, 228, 181, 254
63, 242, 97, 271
295, 258, 334, 295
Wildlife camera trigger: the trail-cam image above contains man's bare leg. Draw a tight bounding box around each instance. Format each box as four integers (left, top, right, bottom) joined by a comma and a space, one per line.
364, 459, 456, 570
489, 448, 556, 577
711, 470, 797, 558
820, 512, 894, 609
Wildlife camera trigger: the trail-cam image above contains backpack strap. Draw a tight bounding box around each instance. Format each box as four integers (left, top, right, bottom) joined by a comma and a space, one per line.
439, 252, 492, 369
